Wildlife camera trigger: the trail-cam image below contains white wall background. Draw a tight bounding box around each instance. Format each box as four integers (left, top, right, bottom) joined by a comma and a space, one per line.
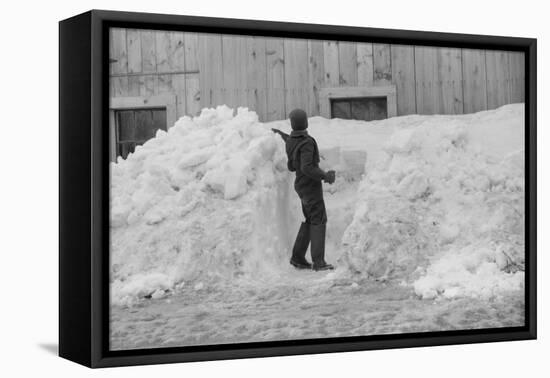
0, 0, 546, 376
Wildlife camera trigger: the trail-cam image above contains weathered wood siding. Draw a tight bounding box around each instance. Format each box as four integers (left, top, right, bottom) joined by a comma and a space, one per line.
110, 28, 526, 122
390, 45, 416, 115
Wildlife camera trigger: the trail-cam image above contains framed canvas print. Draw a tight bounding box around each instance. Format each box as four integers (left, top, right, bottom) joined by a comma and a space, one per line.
59, 10, 537, 368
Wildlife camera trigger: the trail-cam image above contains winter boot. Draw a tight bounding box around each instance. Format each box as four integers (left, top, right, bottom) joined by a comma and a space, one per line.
310, 223, 334, 271
290, 222, 312, 269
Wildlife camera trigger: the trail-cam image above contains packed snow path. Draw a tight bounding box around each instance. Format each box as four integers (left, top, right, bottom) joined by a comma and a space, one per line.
110, 276, 524, 350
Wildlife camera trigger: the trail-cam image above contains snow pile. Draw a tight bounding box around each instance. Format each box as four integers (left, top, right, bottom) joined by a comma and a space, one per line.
413, 244, 525, 299
110, 106, 299, 305
340, 105, 525, 299
110, 102, 525, 304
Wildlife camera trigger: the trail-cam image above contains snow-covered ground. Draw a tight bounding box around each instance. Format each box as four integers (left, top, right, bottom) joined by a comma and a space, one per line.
110, 104, 525, 350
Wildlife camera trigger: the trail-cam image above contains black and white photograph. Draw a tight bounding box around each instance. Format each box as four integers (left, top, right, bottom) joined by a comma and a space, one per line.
3, 0, 547, 373
107, 26, 527, 351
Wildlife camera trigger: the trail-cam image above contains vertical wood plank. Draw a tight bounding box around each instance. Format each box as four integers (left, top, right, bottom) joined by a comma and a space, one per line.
246, 37, 268, 120
486, 50, 511, 109
323, 41, 340, 86
357, 43, 374, 87
171, 32, 186, 71
184, 33, 201, 116
157, 74, 173, 94
110, 28, 128, 97
233, 36, 249, 109
185, 74, 201, 117
338, 41, 358, 86
110, 28, 128, 75
110, 77, 129, 97
126, 29, 142, 74
140, 30, 157, 73
414, 46, 439, 114
462, 48, 488, 113
437, 47, 463, 114
390, 45, 416, 115
155, 31, 171, 72
307, 40, 325, 116
416, 46, 463, 115
198, 33, 223, 108
284, 38, 309, 117
127, 76, 141, 96
221, 34, 237, 108
156, 31, 185, 72
139, 76, 157, 97
140, 30, 157, 96
373, 44, 392, 86
222, 35, 248, 109
184, 33, 200, 71
172, 74, 186, 118
508, 51, 525, 104
265, 38, 286, 121
159, 32, 186, 119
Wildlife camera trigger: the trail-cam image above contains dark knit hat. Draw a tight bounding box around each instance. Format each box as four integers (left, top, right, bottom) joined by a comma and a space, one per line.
289, 108, 308, 130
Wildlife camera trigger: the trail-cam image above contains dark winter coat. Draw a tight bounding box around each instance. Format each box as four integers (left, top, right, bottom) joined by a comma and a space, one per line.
285, 131, 326, 201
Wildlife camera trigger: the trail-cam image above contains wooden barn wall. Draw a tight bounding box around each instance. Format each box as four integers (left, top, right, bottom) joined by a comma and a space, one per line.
109, 28, 525, 122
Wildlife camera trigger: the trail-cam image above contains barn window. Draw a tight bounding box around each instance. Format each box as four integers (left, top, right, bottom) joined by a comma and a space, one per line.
330, 97, 388, 121
109, 95, 177, 162
319, 86, 397, 121
114, 108, 167, 159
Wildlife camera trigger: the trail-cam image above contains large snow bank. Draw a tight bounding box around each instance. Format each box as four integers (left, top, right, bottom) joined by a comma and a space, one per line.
110, 102, 525, 305
340, 105, 525, 299
110, 107, 300, 305
110, 105, 398, 306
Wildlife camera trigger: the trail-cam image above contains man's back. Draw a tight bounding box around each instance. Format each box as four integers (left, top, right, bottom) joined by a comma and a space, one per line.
285, 132, 325, 197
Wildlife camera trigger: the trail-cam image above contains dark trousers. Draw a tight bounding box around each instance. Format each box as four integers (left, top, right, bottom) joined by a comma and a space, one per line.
295, 180, 327, 226
291, 188, 328, 266
300, 198, 327, 225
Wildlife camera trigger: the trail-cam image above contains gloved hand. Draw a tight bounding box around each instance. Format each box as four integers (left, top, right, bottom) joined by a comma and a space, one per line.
323, 170, 336, 184
271, 128, 289, 141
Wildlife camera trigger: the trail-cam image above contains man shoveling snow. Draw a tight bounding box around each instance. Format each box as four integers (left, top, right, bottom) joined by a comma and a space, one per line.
274, 109, 336, 271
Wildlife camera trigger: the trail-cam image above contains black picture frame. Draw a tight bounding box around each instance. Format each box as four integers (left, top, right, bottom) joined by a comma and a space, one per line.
59, 9, 537, 368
